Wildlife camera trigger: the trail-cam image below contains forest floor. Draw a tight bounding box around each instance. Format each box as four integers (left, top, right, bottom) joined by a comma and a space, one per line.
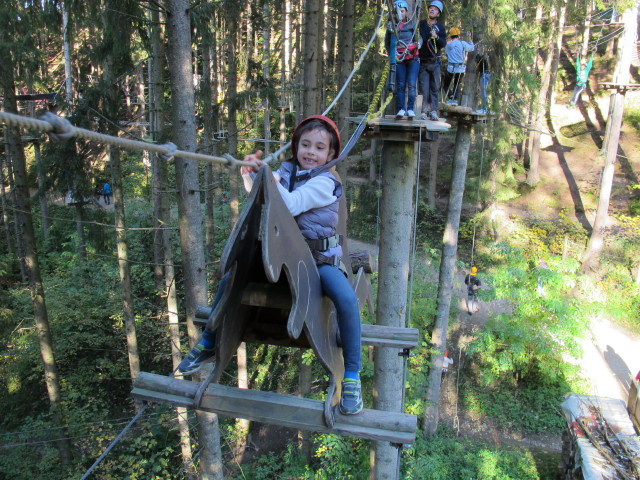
437, 91, 640, 454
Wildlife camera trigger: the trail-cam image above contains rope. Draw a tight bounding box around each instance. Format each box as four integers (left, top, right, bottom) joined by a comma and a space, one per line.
79, 404, 150, 480
0, 111, 256, 168
452, 346, 463, 435
261, 7, 386, 165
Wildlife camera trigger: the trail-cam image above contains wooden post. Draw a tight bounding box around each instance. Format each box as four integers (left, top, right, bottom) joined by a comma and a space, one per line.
374, 133, 418, 479
423, 120, 473, 437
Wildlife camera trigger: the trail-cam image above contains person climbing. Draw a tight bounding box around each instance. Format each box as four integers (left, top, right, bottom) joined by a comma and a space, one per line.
418, 0, 446, 121
178, 115, 364, 415
386, 0, 421, 118
442, 350, 454, 380
568, 53, 594, 108
103, 182, 112, 205
474, 51, 490, 115
443, 27, 474, 106
464, 266, 481, 315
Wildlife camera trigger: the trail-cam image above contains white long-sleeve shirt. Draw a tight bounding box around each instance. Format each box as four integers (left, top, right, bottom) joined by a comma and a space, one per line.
242, 171, 337, 217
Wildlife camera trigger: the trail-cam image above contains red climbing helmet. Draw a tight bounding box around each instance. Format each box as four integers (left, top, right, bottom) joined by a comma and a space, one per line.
290, 115, 341, 159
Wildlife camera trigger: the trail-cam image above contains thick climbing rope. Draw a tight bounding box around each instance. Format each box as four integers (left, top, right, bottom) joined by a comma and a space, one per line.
0, 111, 255, 168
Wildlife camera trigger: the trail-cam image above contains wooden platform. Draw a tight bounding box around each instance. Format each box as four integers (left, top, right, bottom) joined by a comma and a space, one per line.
599, 82, 640, 92
132, 372, 417, 445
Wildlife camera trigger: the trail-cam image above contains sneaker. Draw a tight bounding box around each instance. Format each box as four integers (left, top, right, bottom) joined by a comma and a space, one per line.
396, 109, 406, 118
428, 111, 439, 121
420, 112, 428, 120
178, 343, 216, 375
339, 378, 363, 415
406, 109, 415, 118
446, 99, 458, 106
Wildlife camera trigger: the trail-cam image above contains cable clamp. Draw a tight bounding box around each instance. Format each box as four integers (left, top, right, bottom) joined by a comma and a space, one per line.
398, 348, 415, 358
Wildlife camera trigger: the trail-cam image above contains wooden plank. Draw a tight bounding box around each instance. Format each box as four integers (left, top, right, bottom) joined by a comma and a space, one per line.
195, 307, 418, 349
361, 324, 419, 349
132, 372, 417, 445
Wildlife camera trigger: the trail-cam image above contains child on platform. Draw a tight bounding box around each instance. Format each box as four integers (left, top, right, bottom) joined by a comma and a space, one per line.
178, 115, 364, 415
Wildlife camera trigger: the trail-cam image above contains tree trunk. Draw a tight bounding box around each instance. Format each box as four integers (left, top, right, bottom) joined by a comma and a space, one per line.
262, 0, 272, 157
428, 138, 439, 209
581, 6, 636, 272
34, 142, 50, 243
302, 0, 321, 117
548, 0, 567, 107
1, 66, 72, 464
73, 202, 87, 262
226, 7, 240, 226
526, 5, 557, 186
373, 140, 416, 479
4, 148, 27, 281
61, 3, 74, 102
423, 120, 473, 437
166, 1, 224, 477
102, 1, 141, 401
336, 0, 355, 183
0, 155, 13, 253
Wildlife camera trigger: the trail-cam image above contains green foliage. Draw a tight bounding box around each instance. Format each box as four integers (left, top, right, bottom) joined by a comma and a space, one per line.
468, 243, 587, 385
402, 431, 546, 480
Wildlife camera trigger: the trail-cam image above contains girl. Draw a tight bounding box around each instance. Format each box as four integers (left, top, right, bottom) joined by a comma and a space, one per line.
179, 116, 363, 415
386, 0, 421, 118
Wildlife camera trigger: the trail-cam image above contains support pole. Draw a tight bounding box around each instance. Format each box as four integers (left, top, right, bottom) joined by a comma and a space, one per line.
373, 138, 417, 479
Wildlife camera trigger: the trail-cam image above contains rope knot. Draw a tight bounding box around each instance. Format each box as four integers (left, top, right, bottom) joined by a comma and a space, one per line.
160, 142, 177, 160
40, 112, 74, 142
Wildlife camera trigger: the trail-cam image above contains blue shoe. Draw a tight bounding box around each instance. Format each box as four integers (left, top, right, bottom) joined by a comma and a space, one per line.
178, 343, 215, 375
339, 378, 363, 415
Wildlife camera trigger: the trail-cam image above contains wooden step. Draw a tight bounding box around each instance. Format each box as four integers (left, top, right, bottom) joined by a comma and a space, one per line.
132, 372, 416, 445
195, 303, 418, 350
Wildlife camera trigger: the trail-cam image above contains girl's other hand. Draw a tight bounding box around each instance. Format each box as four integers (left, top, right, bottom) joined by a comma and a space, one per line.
240, 150, 264, 175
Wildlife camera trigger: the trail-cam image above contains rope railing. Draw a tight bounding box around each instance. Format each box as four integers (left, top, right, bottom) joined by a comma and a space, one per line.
0, 111, 256, 168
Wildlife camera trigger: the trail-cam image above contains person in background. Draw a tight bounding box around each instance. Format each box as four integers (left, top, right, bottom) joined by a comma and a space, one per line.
178, 115, 364, 416
386, 0, 421, 118
103, 182, 112, 205
568, 53, 594, 108
443, 27, 474, 106
464, 266, 481, 315
474, 52, 490, 115
418, 0, 446, 121
442, 350, 454, 380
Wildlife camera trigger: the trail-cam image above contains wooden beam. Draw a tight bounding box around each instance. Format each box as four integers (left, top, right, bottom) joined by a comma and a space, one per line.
361, 324, 419, 349
132, 372, 417, 445
194, 304, 418, 350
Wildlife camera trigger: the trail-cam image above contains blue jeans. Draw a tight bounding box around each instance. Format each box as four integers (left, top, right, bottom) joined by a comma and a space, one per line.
318, 264, 362, 372
419, 59, 441, 113
569, 84, 586, 105
396, 58, 420, 111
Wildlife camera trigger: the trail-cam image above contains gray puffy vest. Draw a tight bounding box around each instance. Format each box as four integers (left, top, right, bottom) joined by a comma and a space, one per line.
276, 160, 343, 258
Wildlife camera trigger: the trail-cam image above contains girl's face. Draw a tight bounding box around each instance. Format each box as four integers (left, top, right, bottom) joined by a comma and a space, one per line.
296, 128, 335, 171
399, 7, 407, 19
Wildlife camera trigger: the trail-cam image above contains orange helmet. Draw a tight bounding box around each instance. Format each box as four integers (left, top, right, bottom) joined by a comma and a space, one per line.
471, 266, 478, 275
450, 27, 461, 36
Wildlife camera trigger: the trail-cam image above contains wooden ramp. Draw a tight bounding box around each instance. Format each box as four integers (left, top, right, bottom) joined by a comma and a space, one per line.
132, 372, 417, 445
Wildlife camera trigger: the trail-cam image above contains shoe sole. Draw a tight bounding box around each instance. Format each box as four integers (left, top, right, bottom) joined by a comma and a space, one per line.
339, 404, 363, 415
178, 358, 215, 375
